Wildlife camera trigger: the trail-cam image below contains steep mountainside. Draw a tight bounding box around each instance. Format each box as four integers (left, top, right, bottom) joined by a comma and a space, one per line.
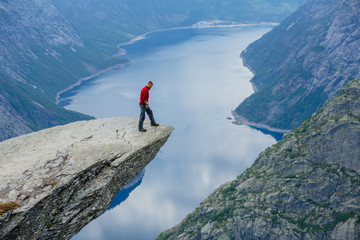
234, 0, 360, 131
158, 79, 360, 239
0, 0, 114, 140
0, 0, 302, 141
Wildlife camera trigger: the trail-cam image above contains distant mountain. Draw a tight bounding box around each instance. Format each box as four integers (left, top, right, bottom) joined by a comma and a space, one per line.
51, 0, 304, 51
0, 0, 302, 141
158, 78, 360, 240
234, 0, 360, 131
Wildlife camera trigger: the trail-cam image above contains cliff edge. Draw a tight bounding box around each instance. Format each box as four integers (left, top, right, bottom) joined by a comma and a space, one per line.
0, 117, 174, 240
158, 79, 360, 240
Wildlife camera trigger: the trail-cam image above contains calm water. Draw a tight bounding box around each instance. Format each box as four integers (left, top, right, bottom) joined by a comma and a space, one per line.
66, 26, 276, 240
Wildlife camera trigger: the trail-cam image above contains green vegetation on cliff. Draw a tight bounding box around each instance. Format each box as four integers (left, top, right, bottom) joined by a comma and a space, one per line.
158, 79, 360, 239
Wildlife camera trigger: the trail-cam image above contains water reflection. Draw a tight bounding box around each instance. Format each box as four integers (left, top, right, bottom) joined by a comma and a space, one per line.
250, 126, 284, 141
108, 170, 145, 211
69, 26, 275, 240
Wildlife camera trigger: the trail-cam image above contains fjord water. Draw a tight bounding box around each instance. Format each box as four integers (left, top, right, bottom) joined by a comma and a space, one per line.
67, 26, 276, 240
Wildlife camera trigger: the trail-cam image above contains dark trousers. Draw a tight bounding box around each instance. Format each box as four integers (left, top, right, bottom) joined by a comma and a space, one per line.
138, 104, 156, 129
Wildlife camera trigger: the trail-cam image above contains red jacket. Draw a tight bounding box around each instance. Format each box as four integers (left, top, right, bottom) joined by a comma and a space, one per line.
139, 86, 150, 104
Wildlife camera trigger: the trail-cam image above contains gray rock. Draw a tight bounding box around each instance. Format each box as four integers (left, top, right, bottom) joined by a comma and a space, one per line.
0, 116, 174, 240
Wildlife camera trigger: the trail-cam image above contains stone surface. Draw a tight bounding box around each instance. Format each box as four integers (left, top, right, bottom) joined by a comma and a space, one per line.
0, 117, 174, 240
157, 80, 360, 239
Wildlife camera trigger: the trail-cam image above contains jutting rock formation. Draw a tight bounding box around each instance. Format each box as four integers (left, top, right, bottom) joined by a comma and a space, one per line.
158, 79, 360, 240
0, 117, 174, 240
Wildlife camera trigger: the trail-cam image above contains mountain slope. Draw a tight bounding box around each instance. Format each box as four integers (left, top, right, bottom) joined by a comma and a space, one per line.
0, 93, 31, 139
158, 79, 360, 239
0, 0, 102, 140
234, 0, 360, 131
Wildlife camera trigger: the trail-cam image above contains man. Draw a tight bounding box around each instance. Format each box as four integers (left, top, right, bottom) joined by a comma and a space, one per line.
138, 81, 159, 132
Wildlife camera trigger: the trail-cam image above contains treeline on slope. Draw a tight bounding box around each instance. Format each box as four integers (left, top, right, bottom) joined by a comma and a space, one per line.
235, 0, 360, 130
0, 0, 303, 141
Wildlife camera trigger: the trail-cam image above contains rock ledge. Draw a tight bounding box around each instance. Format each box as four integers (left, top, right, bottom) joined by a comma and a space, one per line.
0, 117, 174, 240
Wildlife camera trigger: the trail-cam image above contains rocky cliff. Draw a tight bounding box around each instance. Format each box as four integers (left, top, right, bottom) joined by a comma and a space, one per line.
0, 117, 174, 240
234, 0, 360, 131
157, 79, 360, 240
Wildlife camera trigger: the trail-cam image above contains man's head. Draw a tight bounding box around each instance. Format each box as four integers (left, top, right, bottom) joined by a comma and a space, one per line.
147, 81, 153, 89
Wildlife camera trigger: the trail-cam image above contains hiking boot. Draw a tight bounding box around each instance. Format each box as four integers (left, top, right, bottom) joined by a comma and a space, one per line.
151, 123, 160, 126
139, 128, 147, 132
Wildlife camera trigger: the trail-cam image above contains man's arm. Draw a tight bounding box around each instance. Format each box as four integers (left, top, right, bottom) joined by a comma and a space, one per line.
145, 91, 149, 107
